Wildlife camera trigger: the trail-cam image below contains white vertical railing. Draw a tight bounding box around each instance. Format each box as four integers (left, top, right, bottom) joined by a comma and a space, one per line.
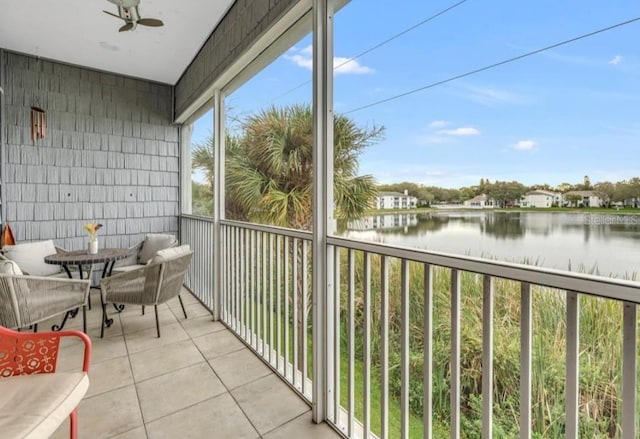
363, 252, 372, 438
401, 260, 411, 439
423, 263, 434, 439
622, 302, 637, 439
332, 245, 341, 424
482, 275, 494, 439
380, 255, 389, 439
520, 282, 532, 439
179, 214, 215, 310
450, 269, 461, 439
207, 222, 640, 439
324, 236, 640, 439
347, 248, 356, 437
565, 291, 579, 439
220, 221, 313, 402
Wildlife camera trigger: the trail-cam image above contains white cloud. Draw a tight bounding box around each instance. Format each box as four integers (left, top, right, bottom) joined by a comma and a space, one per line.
609, 55, 623, 65
428, 120, 450, 129
334, 57, 375, 74
438, 127, 480, 136
286, 45, 374, 75
513, 140, 538, 151
286, 54, 313, 70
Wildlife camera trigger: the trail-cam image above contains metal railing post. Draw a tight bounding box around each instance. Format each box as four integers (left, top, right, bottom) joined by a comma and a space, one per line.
213, 89, 225, 321
312, 0, 334, 423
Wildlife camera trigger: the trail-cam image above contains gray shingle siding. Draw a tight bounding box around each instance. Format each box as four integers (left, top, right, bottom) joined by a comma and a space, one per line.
1, 52, 179, 249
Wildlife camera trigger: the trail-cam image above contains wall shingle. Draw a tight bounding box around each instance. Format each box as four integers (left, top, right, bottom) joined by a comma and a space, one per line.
2, 52, 180, 247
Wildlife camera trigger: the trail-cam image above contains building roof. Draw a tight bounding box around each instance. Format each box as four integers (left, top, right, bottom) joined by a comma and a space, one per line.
526, 190, 558, 196
467, 194, 488, 202
378, 191, 415, 197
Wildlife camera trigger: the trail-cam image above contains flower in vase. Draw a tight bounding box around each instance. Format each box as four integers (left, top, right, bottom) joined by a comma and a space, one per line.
83, 223, 103, 242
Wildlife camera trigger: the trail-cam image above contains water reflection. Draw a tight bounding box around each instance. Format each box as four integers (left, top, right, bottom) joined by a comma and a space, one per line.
344, 211, 640, 279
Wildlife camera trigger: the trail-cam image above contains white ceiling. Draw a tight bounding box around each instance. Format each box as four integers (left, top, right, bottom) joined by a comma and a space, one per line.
0, 0, 235, 84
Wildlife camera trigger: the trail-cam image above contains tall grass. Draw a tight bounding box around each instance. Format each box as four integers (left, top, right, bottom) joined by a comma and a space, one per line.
337, 250, 630, 438
225, 234, 633, 437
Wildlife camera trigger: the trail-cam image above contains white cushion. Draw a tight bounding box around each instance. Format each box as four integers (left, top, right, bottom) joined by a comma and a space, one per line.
112, 264, 145, 273
0, 260, 23, 275
138, 234, 178, 264
0, 372, 89, 439
2, 240, 61, 276
149, 245, 191, 264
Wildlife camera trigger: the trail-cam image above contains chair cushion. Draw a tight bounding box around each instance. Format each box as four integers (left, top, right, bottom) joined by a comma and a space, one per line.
149, 245, 191, 264
111, 264, 146, 273
0, 260, 23, 275
138, 234, 178, 264
2, 240, 61, 276
0, 372, 89, 439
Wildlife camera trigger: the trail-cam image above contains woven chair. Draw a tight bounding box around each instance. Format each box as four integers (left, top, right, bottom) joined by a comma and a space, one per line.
0, 274, 91, 333
100, 247, 192, 338
112, 233, 179, 272
0, 326, 91, 439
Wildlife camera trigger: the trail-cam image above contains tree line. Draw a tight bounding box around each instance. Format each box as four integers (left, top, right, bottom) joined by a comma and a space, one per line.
190, 103, 639, 218
379, 175, 640, 208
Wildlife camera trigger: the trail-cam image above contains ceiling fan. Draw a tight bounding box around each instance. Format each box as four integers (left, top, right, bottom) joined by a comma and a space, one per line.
103, 0, 164, 32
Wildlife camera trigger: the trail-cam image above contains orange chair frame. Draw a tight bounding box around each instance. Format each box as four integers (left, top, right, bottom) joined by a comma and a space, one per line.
0, 326, 91, 439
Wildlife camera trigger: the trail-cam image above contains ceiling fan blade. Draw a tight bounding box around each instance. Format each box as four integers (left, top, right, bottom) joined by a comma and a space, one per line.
137, 18, 164, 27
119, 22, 135, 32
103, 10, 125, 21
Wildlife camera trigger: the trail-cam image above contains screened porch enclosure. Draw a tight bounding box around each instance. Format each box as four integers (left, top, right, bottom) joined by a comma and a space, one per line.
0, 0, 639, 438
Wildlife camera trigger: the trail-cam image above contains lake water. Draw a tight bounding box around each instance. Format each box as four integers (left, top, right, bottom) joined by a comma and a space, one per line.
345, 211, 640, 279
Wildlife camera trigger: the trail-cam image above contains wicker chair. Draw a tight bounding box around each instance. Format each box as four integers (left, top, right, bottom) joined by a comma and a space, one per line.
0, 325, 91, 439
112, 233, 179, 272
0, 273, 90, 333
100, 246, 192, 338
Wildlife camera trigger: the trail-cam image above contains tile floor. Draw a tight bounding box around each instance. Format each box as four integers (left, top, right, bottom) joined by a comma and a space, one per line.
47, 288, 342, 439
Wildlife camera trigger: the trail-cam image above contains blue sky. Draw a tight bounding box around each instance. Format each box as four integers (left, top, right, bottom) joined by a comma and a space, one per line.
194, 0, 640, 189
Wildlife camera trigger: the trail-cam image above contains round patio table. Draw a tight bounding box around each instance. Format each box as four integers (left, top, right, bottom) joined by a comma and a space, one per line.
44, 248, 134, 330
44, 248, 133, 279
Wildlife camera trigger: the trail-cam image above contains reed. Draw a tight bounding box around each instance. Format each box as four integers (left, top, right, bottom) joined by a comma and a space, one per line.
337, 249, 630, 438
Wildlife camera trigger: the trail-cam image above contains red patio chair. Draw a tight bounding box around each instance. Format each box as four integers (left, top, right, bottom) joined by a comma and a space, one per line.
0, 326, 91, 439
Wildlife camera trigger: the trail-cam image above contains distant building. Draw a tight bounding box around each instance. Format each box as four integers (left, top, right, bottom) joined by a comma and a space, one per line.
463, 194, 496, 208
374, 190, 417, 210
521, 190, 562, 208
563, 190, 602, 208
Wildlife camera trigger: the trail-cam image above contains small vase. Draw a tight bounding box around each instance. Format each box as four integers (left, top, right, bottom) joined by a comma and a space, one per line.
88, 240, 99, 255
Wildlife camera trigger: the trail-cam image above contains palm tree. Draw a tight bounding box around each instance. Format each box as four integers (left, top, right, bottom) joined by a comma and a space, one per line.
196, 103, 383, 372
227, 103, 382, 374
225, 104, 382, 229
192, 133, 240, 216
192, 139, 215, 191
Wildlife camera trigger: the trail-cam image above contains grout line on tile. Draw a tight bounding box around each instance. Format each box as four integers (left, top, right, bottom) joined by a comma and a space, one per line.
259, 409, 313, 437
120, 318, 151, 438
133, 359, 208, 385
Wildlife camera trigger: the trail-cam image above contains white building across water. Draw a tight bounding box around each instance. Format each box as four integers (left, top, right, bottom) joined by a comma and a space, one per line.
521, 190, 562, 208
374, 190, 418, 210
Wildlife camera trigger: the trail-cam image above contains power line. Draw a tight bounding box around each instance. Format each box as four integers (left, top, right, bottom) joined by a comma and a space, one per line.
344, 17, 640, 115
333, 0, 470, 72
269, 0, 471, 102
